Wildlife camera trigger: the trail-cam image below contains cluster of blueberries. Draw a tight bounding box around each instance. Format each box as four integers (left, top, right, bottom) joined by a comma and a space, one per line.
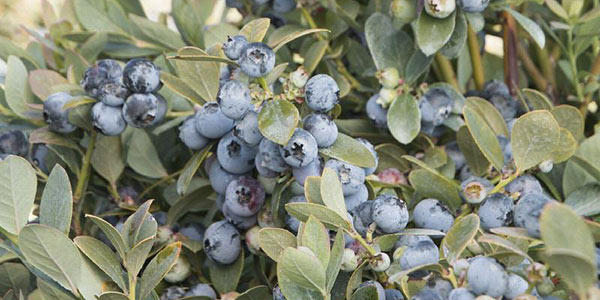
0, 129, 49, 172
43, 58, 166, 137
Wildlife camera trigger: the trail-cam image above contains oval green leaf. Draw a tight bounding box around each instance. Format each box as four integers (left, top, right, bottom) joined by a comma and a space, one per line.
416, 11, 456, 56
0, 156, 37, 235
319, 133, 376, 168
40, 165, 72, 235
258, 99, 300, 145
388, 94, 421, 144
511, 110, 560, 172
441, 214, 480, 264
463, 105, 504, 171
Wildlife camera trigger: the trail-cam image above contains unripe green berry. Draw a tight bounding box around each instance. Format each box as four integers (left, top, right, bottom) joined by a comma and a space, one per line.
341, 248, 359, 271
376, 68, 400, 89
245, 226, 261, 254
538, 160, 553, 173
290, 67, 309, 88
377, 88, 397, 107
164, 256, 191, 283
369, 252, 391, 272
424, 0, 456, 19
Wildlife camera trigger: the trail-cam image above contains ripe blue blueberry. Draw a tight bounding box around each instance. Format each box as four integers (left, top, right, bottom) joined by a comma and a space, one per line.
490, 94, 518, 121
122, 93, 167, 128
233, 111, 262, 146
305, 74, 340, 113
31, 144, 49, 173
217, 132, 258, 174
273, 285, 287, 300
259, 138, 289, 172
513, 192, 553, 237
352, 201, 374, 236
411, 289, 443, 300
218, 80, 252, 120
422, 278, 452, 300
255, 152, 280, 178
504, 274, 528, 299
466, 257, 508, 297
98, 80, 129, 107
43, 92, 77, 133
457, 0, 489, 12
372, 194, 409, 233
184, 284, 217, 299
357, 138, 378, 175
225, 176, 265, 217
366, 95, 388, 130
279, 128, 318, 168
208, 159, 250, 194
222, 201, 258, 230
80, 59, 122, 98
292, 156, 323, 186
505, 174, 543, 197
345, 184, 368, 212
91, 102, 127, 136
302, 113, 338, 148
324, 159, 366, 196
238, 42, 276, 77
122, 58, 161, 93
478, 193, 514, 230
160, 286, 186, 300
285, 195, 307, 233
497, 135, 514, 165
413, 199, 454, 233
178, 116, 209, 150
223, 35, 248, 60
445, 141, 466, 171
448, 288, 475, 300
483, 80, 510, 98
179, 223, 205, 241
195, 102, 235, 139
0, 130, 28, 157
272, 0, 296, 12
394, 235, 433, 249
398, 239, 439, 272
358, 281, 385, 300
385, 289, 404, 300
203, 220, 241, 265
419, 87, 454, 126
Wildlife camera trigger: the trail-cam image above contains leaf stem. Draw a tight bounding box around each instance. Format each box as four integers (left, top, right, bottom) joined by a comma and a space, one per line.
136, 169, 184, 201
516, 42, 548, 93
467, 24, 485, 90
166, 110, 194, 118
502, 10, 519, 95
349, 230, 377, 256
257, 77, 272, 94
434, 53, 460, 91
129, 274, 136, 300
74, 131, 97, 203
490, 172, 519, 194
567, 29, 585, 104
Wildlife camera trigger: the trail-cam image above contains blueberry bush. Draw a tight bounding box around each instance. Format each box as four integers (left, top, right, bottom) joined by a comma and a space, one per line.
0, 0, 599, 299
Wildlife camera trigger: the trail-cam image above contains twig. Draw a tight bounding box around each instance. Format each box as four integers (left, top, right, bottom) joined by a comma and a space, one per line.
516, 42, 548, 93
74, 131, 97, 203
503, 10, 519, 95
434, 53, 460, 91
467, 24, 485, 90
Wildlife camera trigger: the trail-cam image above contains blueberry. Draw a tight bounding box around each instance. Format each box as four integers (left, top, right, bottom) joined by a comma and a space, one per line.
457, 0, 488, 12
178, 116, 209, 150
225, 176, 265, 217
445, 141, 465, 171
292, 156, 323, 186
357, 138, 378, 175
217, 80, 252, 120
505, 174, 543, 197
0, 130, 28, 157
195, 102, 235, 139
466, 257, 508, 297
97, 59, 123, 81
164, 256, 191, 283
255, 152, 280, 178
410, 289, 443, 300
461, 176, 493, 204
233, 111, 262, 146
352, 201, 374, 236
160, 286, 186, 300
413, 199, 454, 233
122, 58, 161, 93
225, 0, 243, 8
506, 118, 517, 135
238, 42, 276, 77
223, 35, 248, 60
222, 201, 258, 230
498, 135, 514, 164
448, 288, 475, 300
366, 95, 388, 130
273, 285, 287, 300
458, 165, 473, 181
98, 80, 129, 106
370, 252, 391, 272
490, 94, 518, 121
259, 138, 289, 172
385, 289, 404, 300
122, 93, 167, 128
358, 281, 385, 300
305, 74, 340, 113
80, 59, 122, 98
483, 80, 510, 98
30, 144, 49, 173
424, 0, 456, 18
43, 92, 77, 133
341, 248, 359, 271
324, 159, 366, 196
153, 211, 168, 226
478, 193, 514, 230
372, 194, 409, 233
421, 277, 452, 300
513, 192, 553, 237
419, 87, 454, 126
302, 113, 338, 148
504, 274, 528, 299
279, 128, 318, 168
285, 195, 307, 233
398, 239, 439, 271
179, 223, 205, 241
394, 235, 433, 249
272, 0, 296, 12
184, 284, 217, 299
217, 131, 258, 174
91, 102, 127, 136
345, 184, 368, 212
208, 159, 250, 194
203, 220, 241, 264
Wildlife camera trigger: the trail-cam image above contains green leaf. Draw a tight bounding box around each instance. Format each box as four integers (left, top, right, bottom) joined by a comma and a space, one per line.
209, 251, 244, 294
374, 229, 446, 252
551, 128, 577, 163
405, 49, 434, 84
376, 144, 410, 172
551, 105, 584, 140
91, 135, 125, 185
345, 262, 366, 299
79, 32, 108, 62
258, 99, 300, 145
40, 165, 72, 235
96, 292, 130, 300
441, 214, 479, 264
28, 70, 68, 100
116, 0, 145, 17
387, 94, 421, 144
408, 169, 461, 212
351, 286, 379, 300
174, 47, 219, 103
285, 202, 352, 231
36, 278, 78, 300
0, 156, 36, 235
416, 11, 456, 56
319, 133, 376, 168
204, 23, 239, 49
505, 8, 545, 48
457, 126, 491, 176
278, 247, 326, 296
523, 88, 553, 111
565, 184, 600, 217
304, 176, 324, 205
270, 29, 331, 52
540, 203, 597, 294
160, 71, 205, 105
365, 12, 413, 72
124, 237, 153, 277
440, 11, 467, 58
86, 215, 127, 259
326, 229, 344, 293
5, 56, 34, 118
18, 224, 82, 293
0, 36, 40, 68
121, 200, 157, 249
129, 14, 186, 50
301, 216, 331, 267
172, 0, 206, 47
236, 286, 271, 300
0, 263, 30, 296
303, 40, 329, 75
167, 184, 214, 226
127, 129, 167, 178
478, 234, 533, 262
239, 18, 271, 42
463, 105, 504, 170
511, 110, 560, 172
167, 54, 239, 66
545, 0, 569, 19
74, 0, 125, 34
563, 134, 600, 196
320, 168, 348, 220
139, 242, 182, 300
465, 97, 509, 137
259, 228, 297, 262
176, 145, 213, 196
73, 236, 127, 292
